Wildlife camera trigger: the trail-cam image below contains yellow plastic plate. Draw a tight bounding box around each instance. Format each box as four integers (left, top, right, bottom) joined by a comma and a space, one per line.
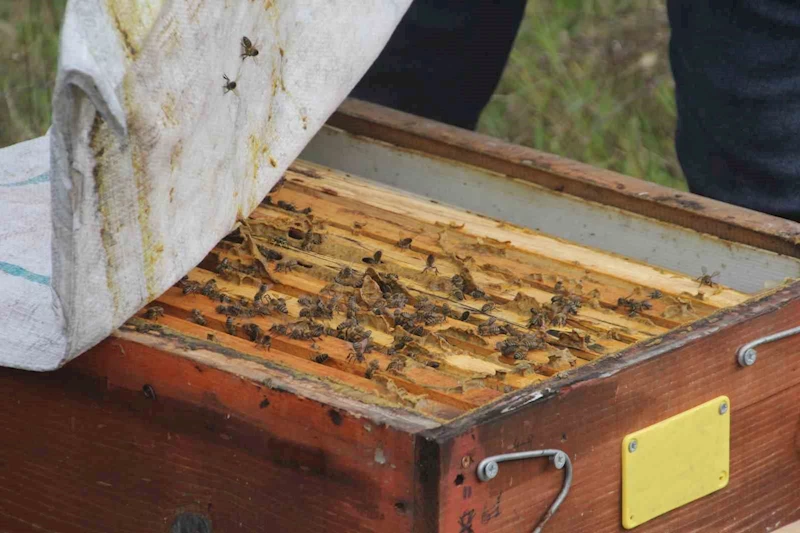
621, 396, 730, 529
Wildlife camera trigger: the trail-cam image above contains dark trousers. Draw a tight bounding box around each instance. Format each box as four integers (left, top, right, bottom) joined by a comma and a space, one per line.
353, 0, 800, 221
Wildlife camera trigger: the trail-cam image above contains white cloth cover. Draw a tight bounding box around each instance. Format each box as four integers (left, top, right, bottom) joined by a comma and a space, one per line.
0, 0, 410, 370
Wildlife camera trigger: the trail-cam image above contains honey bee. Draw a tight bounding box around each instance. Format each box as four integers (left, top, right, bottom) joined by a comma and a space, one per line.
451, 289, 465, 301
225, 316, 237, 335
243, 323, 262, 342
527, 308, 548, 329
222, 74, 237, 94
478, 317, 503, 336
190, 309, 206, 326
275, 260, 300, 273
269, 323, 288, 336
422, 254, 439, 274
470, 289, 486, 299
549, 311, 568, 327
277, 200, 297, 212
300, 229, 323, 251
271, 297, 289, 314
254, 283, 268, 304
696, 267, 720, 288
347, 341, 366, 364
386, 356, 406, 374
553, 280, 568, 294
396, 237, 413, 249
458, 311, 470, 322
180, 278, 202, 295
425, 361, 440, 369
481, 302, 496, 313
144, 306, 164, 320
215, 257, 231, 274
451, 275, 465, 289
649, 289, 663, 299
258, 335, 272, 351
241, 36, 259, 60
312, 353, 330, 364
364, 360, 380, 379
386, 293, 408, 309
362, 250, 383, 264
256, 244, 283, 262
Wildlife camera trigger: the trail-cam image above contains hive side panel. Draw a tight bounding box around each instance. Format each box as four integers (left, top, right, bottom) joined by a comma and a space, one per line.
432, 283, 800, 532
0, 339, 420, 533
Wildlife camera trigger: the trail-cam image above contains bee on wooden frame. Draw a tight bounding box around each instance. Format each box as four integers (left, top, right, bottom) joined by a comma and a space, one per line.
696, 267, 720, 288
240, 36, 259, 60
312, 353, 329, 364
225, 316, 237, 335
190, 309, 206, 326
275, 259, 300, 273
144, 306, 164, 320
422, 254, 439, 274
364, 360, 380, 379
396, 237, 413, 249
362, 250, 383, 264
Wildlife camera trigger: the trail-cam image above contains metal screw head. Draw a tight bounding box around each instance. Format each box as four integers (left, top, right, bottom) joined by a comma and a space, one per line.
551, 451, 567, 469
482, 461, 499, 480
461, 455, 471, 468
740, 348, 757, 367
628, 439, 638, 453
719, 402, 728, 415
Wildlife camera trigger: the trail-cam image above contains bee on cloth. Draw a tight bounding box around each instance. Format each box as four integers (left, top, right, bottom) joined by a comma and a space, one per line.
222, 74, 237, 94
240, 36, 259, 60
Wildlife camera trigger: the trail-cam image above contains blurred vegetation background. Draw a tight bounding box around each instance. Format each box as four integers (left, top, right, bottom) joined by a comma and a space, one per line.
0, 0, 684, 189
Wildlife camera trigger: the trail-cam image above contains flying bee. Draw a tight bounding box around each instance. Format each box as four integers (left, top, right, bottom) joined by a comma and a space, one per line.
481, 302, 496, 313
422, 254, 439, 274
362, 250, 383, 264
364, 360, 380, 379
275, 259, 300, 273
222, 74, 237, 94
696, 267, 720, 288
254, 283, 268, 304
144, 306, 164, 320
312, 353, 329, 364
190, 309, 206, 326
225, 316, 237, 335
396, 237, 413, 249
240, 36, 259, 60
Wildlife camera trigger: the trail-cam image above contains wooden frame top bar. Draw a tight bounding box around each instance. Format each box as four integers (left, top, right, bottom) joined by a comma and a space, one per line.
329, 99, 800, 259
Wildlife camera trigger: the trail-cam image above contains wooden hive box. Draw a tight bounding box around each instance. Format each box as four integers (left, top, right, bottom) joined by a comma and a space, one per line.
2, 100, 799, 533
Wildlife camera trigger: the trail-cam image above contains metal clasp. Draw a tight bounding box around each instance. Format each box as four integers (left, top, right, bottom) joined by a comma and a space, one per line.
736, 325, 800, 367
476, 449, 572, 533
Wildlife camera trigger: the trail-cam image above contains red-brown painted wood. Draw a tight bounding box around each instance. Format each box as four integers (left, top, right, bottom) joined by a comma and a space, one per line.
0, 338, 419, 533
428, 283, 800, 532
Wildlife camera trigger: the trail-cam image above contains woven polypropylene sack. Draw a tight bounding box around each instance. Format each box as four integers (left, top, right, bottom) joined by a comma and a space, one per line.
0, 0, 410, 370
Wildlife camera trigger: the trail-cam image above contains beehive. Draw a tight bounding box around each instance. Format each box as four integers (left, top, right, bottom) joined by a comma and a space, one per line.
128, 160, 752, 422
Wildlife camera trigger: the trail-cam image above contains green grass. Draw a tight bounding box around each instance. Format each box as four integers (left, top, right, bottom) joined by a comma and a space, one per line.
477, 0, 684, 189
1, 0, 683, 189
0, 0, 65, 147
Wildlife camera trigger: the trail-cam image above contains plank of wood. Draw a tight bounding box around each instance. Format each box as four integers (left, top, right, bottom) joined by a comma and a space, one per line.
329, 98, 800, 261
0, 339, 422, 533
289, 162, 750, 308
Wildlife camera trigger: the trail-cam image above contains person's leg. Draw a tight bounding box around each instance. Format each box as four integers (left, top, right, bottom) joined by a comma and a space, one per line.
668, 0, 800, 221
351, 0, 528, 130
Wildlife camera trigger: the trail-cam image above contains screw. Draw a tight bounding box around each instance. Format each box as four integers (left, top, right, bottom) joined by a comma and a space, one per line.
742, 348, 757, 366
483, 461, 499, 480
719, 401, 728, 415
551, 452, 567, 469
461, 455, 471, 468
628, 439, 638, 453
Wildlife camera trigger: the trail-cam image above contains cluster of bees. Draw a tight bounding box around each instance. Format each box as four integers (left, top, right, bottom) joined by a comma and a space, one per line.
141, 191, 729, 386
